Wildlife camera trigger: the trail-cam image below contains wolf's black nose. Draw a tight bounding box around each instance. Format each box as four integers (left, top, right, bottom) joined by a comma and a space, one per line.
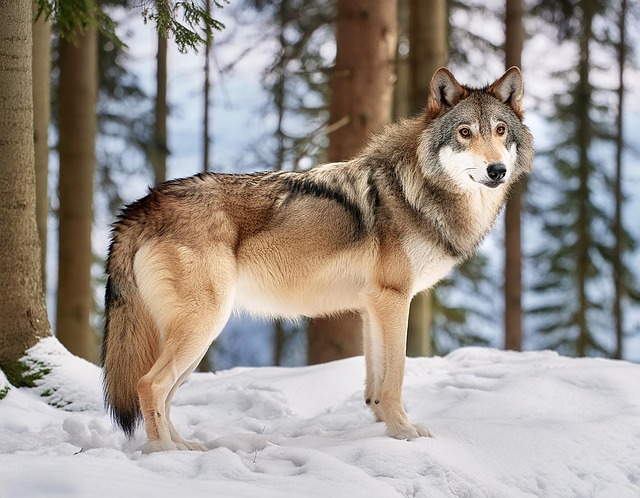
487, 163, 507, 181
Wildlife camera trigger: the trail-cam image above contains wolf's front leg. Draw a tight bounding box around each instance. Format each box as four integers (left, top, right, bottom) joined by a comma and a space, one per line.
362, 311, 383, 422
365, 289, 433, 440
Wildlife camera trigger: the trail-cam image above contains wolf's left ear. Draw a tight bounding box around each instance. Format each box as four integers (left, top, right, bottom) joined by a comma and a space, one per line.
428, 68, 468, 119
488, 66, 524, 119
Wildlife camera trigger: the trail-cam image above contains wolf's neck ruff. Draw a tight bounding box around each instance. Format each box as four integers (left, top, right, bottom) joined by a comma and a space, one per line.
102, 67, 533, 451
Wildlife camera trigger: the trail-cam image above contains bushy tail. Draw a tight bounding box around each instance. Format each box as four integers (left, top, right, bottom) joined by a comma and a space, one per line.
101, 243, 159, 438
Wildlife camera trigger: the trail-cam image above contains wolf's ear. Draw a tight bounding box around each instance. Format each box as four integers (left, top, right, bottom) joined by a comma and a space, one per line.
488, 66, 524, 119
427, 68, 468, 118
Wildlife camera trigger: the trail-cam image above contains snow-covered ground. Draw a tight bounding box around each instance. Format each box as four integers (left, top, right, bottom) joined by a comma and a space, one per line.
1, 338, 640, 497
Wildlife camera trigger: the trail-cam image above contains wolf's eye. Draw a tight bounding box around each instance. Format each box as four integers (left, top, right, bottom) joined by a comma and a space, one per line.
496, 125, 506, 136
459, 127, 472, 138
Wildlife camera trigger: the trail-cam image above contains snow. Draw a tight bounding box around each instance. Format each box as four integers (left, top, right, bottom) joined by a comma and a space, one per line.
1, 339, 640, 497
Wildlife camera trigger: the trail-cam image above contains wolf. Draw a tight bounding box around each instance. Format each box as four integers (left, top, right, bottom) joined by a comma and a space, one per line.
102, 67, 533, 451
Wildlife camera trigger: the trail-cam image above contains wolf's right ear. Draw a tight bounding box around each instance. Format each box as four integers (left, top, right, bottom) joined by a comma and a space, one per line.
427, 68, 468, 119
488, 66, 524, 119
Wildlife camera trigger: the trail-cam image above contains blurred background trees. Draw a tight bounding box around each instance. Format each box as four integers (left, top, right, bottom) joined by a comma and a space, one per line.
3, 0, 638, 371
528, 0, 639, 356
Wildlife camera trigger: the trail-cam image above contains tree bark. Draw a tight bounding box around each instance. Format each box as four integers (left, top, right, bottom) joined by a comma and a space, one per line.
32, 0, 50, 288
409, 0, 447, 113
576, 0, 594, 357
150, 33, 168, 184
56, 26, 98, 362
307, 0, 397, 365
0, 0, 52, 376
503, 0, 524, 351
405, 0, 447, 357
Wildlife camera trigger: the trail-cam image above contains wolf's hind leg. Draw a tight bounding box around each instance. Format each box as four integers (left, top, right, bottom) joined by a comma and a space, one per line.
137, 305, 230, 452
135, 242, 236, 452
164, 350, 211, 451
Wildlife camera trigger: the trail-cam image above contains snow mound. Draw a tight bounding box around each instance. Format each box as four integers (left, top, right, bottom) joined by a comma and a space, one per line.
21, 337, 103, 411
1, 347, 640, 497
0, 369, 9, 399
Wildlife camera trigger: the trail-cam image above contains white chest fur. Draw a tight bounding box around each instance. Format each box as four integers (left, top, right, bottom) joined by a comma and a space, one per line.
403, 235, 459, 296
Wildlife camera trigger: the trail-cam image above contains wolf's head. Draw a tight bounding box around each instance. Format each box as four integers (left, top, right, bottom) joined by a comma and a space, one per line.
421, 67, 534, 191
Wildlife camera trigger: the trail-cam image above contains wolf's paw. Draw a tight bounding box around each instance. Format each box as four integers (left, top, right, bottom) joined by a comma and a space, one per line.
411, 422, 434, 438
141, 439, 180, 453
386, 421, 434, 440
143, 438, 207, 452
170, 436, 208, 451
182, 440, 208, 451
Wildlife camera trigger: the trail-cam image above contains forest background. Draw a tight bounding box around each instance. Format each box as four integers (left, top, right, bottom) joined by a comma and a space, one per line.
2, 0, 639, 383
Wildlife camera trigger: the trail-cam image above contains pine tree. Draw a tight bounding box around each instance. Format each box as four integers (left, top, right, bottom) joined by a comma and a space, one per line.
56, 23, 99, 362
33, 0, 51, 288
94, 4, 151, 216
503, 0, 524, 351
610, 0, 639, 359
307, 0, 398, 364
150, 33, 168, 185
247, 0, 335, 173
613, 0, 626, 359
0, 0, 53, 383
529, 0, 628, 356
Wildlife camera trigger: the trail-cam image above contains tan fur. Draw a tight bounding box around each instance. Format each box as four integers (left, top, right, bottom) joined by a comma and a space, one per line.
102, 68, 534, 450
468, 133, 505, 164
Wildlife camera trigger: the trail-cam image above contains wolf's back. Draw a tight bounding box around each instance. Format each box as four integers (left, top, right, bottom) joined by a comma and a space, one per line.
101, 194, 161, 438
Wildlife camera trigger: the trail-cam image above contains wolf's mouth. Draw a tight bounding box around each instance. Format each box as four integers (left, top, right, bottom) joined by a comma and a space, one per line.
482, 179, 505, 189
468, 174, 505, 189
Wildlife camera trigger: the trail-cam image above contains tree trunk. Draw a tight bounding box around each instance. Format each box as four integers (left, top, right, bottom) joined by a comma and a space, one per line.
405, 0, 447, 357
203, 0, 212, 173
613, 0, 627, 360
409, 0, 447, 113
576, 0, 593, 357
0, 0, 52, 378
271, 0, 288, 366
406, 292, 432, 356
32, 0, 50, 288
150, 33, 168, 184
56, 26, 98, 362
274, 319, 285, 366
503, 0, 524, 351
307, 0, 397, 365
393, 0, 410, 120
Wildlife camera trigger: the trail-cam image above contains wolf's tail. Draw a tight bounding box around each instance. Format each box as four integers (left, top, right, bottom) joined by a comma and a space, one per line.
101, 221, 159, 438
